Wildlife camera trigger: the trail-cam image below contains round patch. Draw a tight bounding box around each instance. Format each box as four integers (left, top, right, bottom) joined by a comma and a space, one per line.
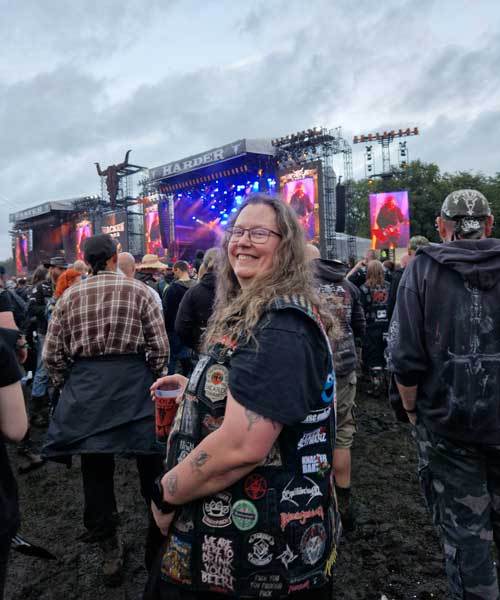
204, 364, 229, 402
300, 522, 327, 566
244, 474, 268, 501
231, 499, 258, 531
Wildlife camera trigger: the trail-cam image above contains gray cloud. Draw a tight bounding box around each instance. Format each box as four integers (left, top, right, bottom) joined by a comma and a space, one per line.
1, 0, 500, 259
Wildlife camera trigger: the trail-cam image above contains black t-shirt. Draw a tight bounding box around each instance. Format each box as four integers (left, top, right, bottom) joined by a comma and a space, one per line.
0, 337, 22, 536
0, 289, 13, 313
228, 309, 329, 426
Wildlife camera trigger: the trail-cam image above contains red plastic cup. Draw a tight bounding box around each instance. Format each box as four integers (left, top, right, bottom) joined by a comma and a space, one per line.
155, 383, 181, 444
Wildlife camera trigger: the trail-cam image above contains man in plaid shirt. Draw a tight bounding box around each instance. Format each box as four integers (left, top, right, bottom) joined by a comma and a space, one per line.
43, 234, 169, 587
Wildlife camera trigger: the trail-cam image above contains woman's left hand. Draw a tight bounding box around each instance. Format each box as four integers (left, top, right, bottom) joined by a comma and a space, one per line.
151, 501, 175, 536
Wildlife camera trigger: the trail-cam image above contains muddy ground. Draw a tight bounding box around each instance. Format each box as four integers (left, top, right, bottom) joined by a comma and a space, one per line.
6, 390, 449, 600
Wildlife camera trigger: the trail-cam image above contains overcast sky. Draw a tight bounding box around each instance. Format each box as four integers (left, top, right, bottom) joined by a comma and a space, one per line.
1, 0, 499, 259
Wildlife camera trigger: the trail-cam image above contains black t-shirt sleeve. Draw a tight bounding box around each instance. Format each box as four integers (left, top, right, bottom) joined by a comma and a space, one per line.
228, 309, 329, 426
0, 290, 13, 313
0, 338, 22, 387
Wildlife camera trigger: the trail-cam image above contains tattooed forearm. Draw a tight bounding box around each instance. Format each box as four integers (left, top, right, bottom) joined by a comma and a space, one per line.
166, 473, 178, 497
244, 408, 278, 431
190, 450, 210, 472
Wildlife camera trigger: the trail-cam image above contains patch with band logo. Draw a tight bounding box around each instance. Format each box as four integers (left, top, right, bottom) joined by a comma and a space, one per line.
246, 532, 274, 566
280, 506, 324, 530
161, 534, 192, 585
244, 474, 268, 501
302, 454, 330, 475
300, 522, 327, 566
176, 438, 194, 463
187, 355, 211, 395
180, 396, 198, 437
297, 426, 327, 450
321, 372, 335, 404
301, 406, 331, 424
281, 476, 322, 507
202, 492, 232, 528
231, 499, 258, 531
202, 414, 224, 434
204, 364, 229, 402
277, 544, 298, 568
173, 507, 194, 534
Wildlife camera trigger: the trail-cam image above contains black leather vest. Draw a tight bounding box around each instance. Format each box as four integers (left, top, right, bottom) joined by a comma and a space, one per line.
160, 296, 339, 597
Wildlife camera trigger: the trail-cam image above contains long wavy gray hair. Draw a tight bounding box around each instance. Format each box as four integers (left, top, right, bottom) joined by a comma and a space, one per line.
203, 194, 333, 349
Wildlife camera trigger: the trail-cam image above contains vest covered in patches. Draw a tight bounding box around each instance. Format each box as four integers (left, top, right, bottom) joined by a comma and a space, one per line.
160, 296, 339, 598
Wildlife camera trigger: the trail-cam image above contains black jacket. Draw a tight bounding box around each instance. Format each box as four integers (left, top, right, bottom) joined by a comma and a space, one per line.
388, 238, 500, 444
313, 259, 366, 377
175, 271, 216, 351
163, 278, 196, 333
26, 280, 53, 335
135, 271, 159, 293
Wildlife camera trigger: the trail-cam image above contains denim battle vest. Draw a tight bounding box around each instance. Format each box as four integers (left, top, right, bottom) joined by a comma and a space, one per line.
160, 296, 339, 598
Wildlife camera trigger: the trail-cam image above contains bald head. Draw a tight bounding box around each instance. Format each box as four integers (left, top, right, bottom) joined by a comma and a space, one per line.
118, 252, 136, 278
72, 259, 89, 274
305, 244, 321, 262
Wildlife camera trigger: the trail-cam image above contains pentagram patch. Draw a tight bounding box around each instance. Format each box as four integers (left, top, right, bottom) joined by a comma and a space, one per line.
244, 474, 268, 501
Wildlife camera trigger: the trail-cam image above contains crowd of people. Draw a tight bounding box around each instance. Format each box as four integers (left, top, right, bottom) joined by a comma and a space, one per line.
0, 188, 499, 599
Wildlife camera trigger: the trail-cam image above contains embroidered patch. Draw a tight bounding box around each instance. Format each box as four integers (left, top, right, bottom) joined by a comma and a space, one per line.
247, 532, 274, 566
231, 499, 258, 531
300, 522, 327, 566
280, 506, 324, 530
204, 364, 229, 402
260, 442, 282, 466
201, 535, 235, 592
321, 372, 335, 404
187, 355, 211, 395
302, 454, 330, 475
180, 397, 198, 437
176, 438, 194, 463
202, 414, 224, 434
202, 492, 232, 528
297, 427, 327, 450
301, 406, 331, 424
281, 476, 322, 507
244, 474, 268, 501
160, 534, 192, 585
249, 573, 284, 596
277, 544, 298, 568
173, 508, 194, 534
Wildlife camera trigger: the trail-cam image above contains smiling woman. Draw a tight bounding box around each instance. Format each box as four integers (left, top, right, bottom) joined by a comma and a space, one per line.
146, 194, 339, 600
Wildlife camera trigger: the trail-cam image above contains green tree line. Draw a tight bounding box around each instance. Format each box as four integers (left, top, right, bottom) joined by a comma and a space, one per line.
351, 160, 500, 242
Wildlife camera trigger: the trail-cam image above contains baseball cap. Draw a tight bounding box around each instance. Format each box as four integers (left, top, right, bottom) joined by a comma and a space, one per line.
441, 189, 491, 220
83, 234, 118, 265
43, 256, 69, 269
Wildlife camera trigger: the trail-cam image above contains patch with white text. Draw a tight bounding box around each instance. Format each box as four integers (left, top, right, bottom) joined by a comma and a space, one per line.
204, 364, 229, 403
281, 475, 322, 507
202, 492, 232, 528
246, 532, 275, 566
201, 535, 235, 592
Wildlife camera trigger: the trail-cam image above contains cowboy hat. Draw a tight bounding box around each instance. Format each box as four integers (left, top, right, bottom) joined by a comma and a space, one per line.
137, 254, 167, 270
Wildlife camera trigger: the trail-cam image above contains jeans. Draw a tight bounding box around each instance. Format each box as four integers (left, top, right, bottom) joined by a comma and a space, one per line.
32, 333, 49, 398
80, 453, 164, 570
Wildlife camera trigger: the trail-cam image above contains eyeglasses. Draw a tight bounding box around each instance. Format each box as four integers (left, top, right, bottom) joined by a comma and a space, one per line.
226, 226, 282, 244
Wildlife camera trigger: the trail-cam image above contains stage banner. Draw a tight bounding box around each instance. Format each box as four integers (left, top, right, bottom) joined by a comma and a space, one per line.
75, 219, 93, 260
279, 164, 320, 242
100, 211, 128, 252
369, 191, 410, 249
144, 203, 165, 256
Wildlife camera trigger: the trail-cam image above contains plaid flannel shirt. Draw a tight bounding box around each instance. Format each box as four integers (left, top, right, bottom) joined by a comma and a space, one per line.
43, 272, 169, 387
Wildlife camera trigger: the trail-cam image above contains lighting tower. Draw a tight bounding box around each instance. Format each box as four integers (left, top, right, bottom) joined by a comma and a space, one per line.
272, 127, 356, 260
353, 127, 419, 180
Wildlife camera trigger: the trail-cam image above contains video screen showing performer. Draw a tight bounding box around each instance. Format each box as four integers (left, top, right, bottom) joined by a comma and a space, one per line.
145, 205, 165, 256
370, 191, 410, 249
75, 220, 92, 260
283, 177, 316, 239
15, 233, 28, 274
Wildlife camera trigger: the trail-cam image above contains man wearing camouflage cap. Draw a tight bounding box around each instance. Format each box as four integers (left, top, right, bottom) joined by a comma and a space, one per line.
388, 190, 500, 599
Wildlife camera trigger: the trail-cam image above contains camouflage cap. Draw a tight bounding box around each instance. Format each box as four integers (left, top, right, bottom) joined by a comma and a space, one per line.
441, 189, 491, 220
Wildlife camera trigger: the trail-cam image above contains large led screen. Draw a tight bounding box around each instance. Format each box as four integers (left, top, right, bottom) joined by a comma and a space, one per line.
369, 191, 410, 249
100, 211, 128, 252
279, 166, 320, 241
15, 233, 29, 274
75, 220, 93, 260
144, 204, 165, 257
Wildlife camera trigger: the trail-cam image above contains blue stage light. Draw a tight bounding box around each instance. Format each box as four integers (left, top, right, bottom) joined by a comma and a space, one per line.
235, 195, 243, 205
231, 207, 238, 213
252, 181, 259, 191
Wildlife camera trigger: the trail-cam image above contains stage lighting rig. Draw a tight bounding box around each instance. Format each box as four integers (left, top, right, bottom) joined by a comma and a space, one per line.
353, 126, 419, 179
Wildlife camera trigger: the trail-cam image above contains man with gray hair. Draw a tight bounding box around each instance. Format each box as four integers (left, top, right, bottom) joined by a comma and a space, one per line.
388, 190, 500, 598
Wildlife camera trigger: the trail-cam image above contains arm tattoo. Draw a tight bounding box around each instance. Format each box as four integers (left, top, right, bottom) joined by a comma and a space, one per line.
245, 408, 278, 431
190, 450, 210, 472
166, 473, 178, 497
